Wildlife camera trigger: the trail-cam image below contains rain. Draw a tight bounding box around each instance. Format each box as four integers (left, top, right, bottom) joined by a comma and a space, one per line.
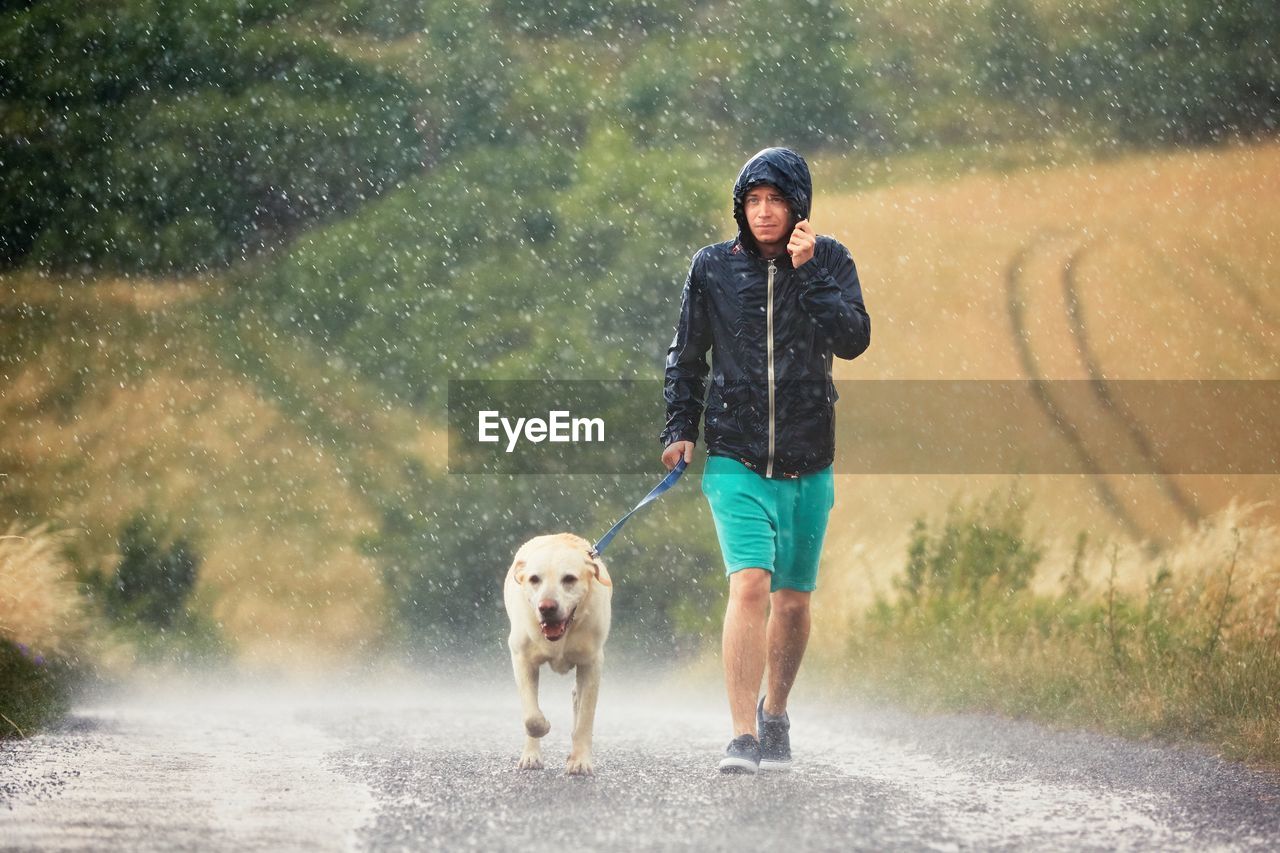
1, 0, 1278, 849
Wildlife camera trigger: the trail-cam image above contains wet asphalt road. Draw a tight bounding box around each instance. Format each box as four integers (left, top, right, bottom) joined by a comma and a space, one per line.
2, 666, 1278, 852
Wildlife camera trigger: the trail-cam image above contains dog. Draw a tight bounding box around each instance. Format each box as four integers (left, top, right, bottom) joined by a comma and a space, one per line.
504, 532, 612, 775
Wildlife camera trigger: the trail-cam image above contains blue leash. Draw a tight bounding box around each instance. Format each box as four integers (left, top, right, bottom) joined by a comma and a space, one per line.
591, 458, 688, 557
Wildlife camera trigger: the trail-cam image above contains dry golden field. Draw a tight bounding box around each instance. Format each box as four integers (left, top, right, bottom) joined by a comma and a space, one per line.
814, 141, 1280, 626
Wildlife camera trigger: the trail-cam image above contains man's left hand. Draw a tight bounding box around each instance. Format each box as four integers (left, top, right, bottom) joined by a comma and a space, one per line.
787, 219, 815, 267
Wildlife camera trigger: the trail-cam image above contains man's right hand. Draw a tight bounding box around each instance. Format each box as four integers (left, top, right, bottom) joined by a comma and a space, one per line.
662, 440, 695, 471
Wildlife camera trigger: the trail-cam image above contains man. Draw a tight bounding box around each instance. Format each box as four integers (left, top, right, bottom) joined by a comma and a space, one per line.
660, 147, 870, 773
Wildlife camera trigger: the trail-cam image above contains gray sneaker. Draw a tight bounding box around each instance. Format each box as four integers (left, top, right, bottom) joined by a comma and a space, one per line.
718, 734, 761, 774
757, 696, 792, 771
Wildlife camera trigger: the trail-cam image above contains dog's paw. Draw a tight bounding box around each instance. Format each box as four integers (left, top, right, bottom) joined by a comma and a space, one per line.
524, 714, 551, 738
565, 753, 594, 776
517, 751, 544, 771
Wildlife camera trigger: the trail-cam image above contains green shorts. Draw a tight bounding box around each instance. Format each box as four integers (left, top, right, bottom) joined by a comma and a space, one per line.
700, 455, 835, 592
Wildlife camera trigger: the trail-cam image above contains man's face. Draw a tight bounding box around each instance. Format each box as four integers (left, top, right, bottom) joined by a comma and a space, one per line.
743, 184, 792, 249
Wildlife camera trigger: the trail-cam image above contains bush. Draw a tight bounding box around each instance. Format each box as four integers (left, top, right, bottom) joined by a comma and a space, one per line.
80, 512, 225, 661
107, 515, 200, 629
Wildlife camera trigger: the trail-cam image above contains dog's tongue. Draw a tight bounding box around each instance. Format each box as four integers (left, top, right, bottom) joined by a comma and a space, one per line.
540, 620, 567, 641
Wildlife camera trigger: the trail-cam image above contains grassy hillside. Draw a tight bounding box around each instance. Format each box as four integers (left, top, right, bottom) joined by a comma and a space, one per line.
0, 277, 446, 667
3, 141, 1277, 675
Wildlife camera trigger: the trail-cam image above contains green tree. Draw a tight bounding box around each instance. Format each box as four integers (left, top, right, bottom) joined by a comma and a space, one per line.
0, 0, 423, 271
1058, 0, 1280, 143
724, 0, 877, 147
979, 0, 1052, 102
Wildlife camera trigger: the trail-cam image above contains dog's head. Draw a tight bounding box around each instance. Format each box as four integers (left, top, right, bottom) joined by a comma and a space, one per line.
508, 533, 610, 642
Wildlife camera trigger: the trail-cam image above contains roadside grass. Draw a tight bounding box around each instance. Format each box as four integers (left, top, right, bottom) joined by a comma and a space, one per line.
0, 524, 82, 737
836, 491, 1280, 767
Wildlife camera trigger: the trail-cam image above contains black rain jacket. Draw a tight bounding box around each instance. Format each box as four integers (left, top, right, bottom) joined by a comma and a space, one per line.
660, 147, 871, 478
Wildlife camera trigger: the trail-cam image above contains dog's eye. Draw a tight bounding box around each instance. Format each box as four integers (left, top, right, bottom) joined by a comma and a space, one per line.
527, 575, 540, 585
562, 575, 577, 586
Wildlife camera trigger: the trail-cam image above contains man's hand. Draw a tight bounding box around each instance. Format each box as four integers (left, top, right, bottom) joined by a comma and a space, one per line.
662, 440, 694, 471
787, 219, 815, 267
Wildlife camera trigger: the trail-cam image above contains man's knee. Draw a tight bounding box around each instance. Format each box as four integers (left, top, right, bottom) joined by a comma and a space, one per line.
728, 568, 771, 610
770, 589, 811, 622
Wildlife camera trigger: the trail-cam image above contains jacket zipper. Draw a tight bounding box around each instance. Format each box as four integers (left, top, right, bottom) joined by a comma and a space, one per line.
766, 257, 776, 478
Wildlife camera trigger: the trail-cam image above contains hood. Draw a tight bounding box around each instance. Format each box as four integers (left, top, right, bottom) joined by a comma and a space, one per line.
732, 147, 813, 258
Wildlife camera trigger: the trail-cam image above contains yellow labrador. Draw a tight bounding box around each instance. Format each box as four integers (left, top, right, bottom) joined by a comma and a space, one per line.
504, 532, 612, 775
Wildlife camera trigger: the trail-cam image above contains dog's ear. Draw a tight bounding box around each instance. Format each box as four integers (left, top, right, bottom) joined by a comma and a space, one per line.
510, 557, 527, 585
589, 554, 612, 588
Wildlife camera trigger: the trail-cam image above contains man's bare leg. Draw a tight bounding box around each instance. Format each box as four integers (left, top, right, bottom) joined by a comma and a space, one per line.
763, 588, 811, 716
723, 568, 771, 737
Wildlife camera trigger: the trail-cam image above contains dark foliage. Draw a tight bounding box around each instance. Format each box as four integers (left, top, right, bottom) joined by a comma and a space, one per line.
105, 513, 201, 629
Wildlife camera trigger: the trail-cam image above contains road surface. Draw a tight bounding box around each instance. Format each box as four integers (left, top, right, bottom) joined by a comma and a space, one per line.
2, 665, 1278, 851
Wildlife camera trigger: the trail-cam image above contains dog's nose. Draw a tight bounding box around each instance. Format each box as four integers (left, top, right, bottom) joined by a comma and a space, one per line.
537, 600, 558, 617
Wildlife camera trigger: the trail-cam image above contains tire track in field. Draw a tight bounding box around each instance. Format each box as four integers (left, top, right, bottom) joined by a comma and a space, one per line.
1005, 234, 1147, 541
1193, 244, 1280, 365
1095, 231, 1280, 367
1200, 244, 1280, 335
1062, 239, 1203, 527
